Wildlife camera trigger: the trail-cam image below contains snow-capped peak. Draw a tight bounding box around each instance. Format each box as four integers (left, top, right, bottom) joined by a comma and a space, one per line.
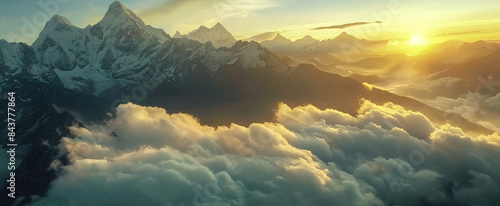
98, 1, 145, 29
273, 33, 291, 41
333, 32, 356, 41
38, 15, 76, 34
92, 1, 169, 43
260, 33, 293, 49
198, 25, 209, 30
326, 32, 368, 47
295, 35, 317, 44
290, 35, 319, 49
173, 31, 183, 38
299, 35, 316, 41
46, 15, 74, 27
32, 15, 80, 48
212, 22, 225, 30
185, 22, 237, 48
210, 22, 232, 35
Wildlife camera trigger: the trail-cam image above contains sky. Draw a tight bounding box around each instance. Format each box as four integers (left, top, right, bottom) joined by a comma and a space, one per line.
0, 0, 499, 45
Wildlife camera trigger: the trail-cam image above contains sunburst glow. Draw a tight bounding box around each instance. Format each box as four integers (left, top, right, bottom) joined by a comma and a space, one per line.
410, 34, 429, 45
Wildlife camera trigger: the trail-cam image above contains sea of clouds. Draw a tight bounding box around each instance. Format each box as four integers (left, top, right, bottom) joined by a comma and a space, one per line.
28, 101, 500, 206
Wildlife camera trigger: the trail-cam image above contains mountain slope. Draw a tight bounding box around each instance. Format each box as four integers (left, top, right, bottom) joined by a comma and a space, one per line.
0, 40, 38, 76
142, 62, 492, 135
434, 48, 500, 80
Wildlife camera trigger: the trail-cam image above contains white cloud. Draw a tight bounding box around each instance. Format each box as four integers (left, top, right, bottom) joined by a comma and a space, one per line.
29, 101, 500, 206
388, 76, 500, 134
389, 77, 464, 99
424, 92, 500, 133
484, 93, 500, 111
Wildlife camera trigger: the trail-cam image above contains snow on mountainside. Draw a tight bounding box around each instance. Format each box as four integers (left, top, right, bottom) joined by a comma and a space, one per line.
0, 40, 37, 76
227, 41, 290, 71
185, 23, 237, 48
29, 1, 172, 95
0, 1, 291, 96
31, 15, 89, 76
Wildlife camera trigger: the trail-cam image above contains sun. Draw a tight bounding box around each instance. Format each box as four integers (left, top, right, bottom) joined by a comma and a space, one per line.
409, 34, 428, 45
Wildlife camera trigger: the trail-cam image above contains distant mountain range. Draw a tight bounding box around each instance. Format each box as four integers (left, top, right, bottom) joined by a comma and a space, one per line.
261, 32, 372, 63
180, 23, 238, 48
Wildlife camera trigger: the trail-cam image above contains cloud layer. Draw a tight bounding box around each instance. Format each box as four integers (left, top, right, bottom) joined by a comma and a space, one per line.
389, 76, 500, 133
29, 101, 500, 206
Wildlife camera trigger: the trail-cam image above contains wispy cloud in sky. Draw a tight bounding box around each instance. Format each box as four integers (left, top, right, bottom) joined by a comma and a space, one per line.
212, 0, 277, 19
432, 30, 482, 37
136, 0, 276, 35
312, 21, 383, 30
138, 0, 276, 21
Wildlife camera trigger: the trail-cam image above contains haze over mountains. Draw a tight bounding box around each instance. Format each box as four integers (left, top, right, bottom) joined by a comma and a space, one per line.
1, 1, 500, 206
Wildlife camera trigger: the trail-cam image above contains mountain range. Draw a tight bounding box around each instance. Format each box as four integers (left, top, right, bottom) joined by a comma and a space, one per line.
182, 23, 238, 48
261, 32, 372, 63
1, 1, 291, 97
